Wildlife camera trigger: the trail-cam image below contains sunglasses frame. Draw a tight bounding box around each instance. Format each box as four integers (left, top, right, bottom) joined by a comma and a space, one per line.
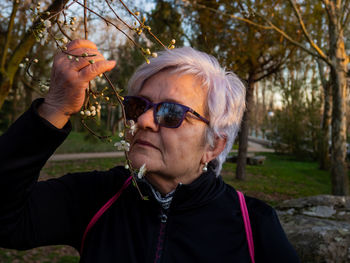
123, 96, 210, 128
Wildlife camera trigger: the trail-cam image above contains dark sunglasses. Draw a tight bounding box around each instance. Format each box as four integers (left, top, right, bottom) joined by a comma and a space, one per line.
123, 96, 209, 128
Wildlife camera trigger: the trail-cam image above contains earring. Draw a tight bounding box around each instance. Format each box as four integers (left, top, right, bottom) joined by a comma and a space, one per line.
202, 162, 208, 172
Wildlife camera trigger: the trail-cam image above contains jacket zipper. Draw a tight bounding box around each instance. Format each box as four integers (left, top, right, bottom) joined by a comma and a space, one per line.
153, 209, 168, 263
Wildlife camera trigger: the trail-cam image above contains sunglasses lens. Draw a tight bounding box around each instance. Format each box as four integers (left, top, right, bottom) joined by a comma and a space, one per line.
123, 97, 148, 121
156, 103, 185, 128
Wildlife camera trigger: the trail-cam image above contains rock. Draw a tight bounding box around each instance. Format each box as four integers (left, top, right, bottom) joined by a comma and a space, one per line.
277, 195, 350, 263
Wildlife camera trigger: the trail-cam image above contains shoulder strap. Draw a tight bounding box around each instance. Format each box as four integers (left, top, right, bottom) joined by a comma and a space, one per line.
237, 191, 255, 263
80, 175, 133, 255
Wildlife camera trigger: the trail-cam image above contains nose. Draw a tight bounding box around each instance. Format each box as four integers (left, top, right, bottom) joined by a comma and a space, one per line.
137, 107, 159, 132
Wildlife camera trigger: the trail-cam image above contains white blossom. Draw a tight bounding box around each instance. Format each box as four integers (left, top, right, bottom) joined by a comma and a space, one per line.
114, 140, 130, 151
137, 164, 147, 179
43, 20, 51, 28
127, 120, 138, 136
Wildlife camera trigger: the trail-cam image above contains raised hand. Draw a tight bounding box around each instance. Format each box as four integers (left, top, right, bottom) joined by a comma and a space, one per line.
38, 39, 116, 128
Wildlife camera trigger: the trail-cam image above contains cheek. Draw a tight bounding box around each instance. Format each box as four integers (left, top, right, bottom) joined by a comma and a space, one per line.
160, 126, 206, 163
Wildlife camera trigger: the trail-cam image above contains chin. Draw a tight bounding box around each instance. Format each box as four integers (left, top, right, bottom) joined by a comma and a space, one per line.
129, 152, 153, 170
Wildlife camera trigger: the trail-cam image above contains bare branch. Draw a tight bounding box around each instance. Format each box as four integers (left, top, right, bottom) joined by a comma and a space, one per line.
57, 17, 72, 41
84, 0, 88, 39
105, 0, 133, 31
341, 0, 350, 29
185, 1, 332, 65
6, 0, 70, 80
72, 0, 140, 49
190, 2, 273, 30
288, 0, 329, 62
118, 0, 167, 49
258, 15, 331, 64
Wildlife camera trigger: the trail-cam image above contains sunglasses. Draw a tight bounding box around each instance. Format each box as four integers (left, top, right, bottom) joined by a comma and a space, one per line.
123, 96, 209, 128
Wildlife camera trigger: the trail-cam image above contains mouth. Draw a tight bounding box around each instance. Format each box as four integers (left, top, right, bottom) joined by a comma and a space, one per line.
133, 139, 159, 150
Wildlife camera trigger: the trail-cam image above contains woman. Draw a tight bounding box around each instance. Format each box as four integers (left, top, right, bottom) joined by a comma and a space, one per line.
0, 40, 299, 262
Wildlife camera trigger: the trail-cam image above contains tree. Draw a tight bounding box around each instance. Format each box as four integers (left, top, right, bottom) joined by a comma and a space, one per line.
262, 0, 350, 195
181, 0, 295, 180
189, 0, 350, 195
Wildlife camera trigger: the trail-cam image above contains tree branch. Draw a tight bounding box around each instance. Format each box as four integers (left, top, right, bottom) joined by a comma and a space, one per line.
255, 12, 332, 65
187, 1, 333, 65
341, 0, 350, 29
288, 0, 329, 62
6, 0, 70, 81
72, 0, 140, 49
0, 0, 19, 70
187, 1, 273, 30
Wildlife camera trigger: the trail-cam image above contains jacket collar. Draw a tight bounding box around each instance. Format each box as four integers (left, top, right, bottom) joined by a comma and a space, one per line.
138, 168, 225, 212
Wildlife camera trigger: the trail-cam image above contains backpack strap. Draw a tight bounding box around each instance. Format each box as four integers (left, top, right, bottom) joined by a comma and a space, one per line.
80, 175, 133, 255
237, 191, 255, 263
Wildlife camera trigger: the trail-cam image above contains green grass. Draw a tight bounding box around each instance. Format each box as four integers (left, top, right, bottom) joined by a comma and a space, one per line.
222, 152, 335, 206
2, 152, 347, 262
54, 131, 121, 154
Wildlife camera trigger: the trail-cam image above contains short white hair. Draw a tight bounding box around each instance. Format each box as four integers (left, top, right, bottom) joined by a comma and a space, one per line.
127, 47, 246, 176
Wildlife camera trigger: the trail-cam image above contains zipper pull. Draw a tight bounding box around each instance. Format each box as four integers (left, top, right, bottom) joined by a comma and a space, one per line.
159, 211, 168, 223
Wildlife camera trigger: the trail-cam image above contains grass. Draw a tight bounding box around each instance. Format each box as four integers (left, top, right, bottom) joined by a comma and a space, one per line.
1, 152, 347, 262
222, 152, 334, 206
54, 131, 121, 154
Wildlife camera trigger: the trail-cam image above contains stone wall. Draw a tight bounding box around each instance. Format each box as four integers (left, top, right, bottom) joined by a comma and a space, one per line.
277, 195, 350, 263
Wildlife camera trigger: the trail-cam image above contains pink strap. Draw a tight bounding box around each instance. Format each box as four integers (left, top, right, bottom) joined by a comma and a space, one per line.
237, 191, 255, 263
80, 175, 133, 255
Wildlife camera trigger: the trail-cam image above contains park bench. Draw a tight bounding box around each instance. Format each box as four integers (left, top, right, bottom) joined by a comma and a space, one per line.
227, 153, 266, 166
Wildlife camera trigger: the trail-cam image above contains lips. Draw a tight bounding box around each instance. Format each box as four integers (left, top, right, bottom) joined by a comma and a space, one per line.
134, 139, 159, 150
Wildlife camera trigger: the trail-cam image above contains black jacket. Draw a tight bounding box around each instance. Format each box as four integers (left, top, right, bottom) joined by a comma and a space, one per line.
0, 99, 300, 262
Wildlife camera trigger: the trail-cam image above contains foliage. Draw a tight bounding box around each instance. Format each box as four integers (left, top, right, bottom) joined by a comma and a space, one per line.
267, 62, 322, 159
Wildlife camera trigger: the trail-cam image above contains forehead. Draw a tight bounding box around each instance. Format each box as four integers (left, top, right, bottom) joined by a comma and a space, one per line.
138, 70, 206, 111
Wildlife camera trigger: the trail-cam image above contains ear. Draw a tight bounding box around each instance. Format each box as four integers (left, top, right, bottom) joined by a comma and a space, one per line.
201, 136, 227, 164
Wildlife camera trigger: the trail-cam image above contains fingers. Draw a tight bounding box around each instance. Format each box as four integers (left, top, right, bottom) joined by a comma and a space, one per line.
66, 39, 97, 51
70, 53, 106, 71
59, 39, 116, 81
79, 60, 116, 82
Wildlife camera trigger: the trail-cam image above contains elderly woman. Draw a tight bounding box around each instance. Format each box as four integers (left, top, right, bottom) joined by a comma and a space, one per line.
0, 40, 299, 262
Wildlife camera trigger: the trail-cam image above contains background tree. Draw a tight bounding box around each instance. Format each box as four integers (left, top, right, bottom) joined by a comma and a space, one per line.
181, 0, 295, 180
186, 0, 350, 195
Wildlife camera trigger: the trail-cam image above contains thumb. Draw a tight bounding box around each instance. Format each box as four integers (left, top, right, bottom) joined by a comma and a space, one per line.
79, 60, 116, 82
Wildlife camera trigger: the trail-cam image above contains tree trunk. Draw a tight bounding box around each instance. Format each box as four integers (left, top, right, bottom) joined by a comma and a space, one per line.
236, 75, 255, 180
0, 72, 11, 110
328, 4, 349, 195
317, 60, 331, 170
330, 65, 349, 195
